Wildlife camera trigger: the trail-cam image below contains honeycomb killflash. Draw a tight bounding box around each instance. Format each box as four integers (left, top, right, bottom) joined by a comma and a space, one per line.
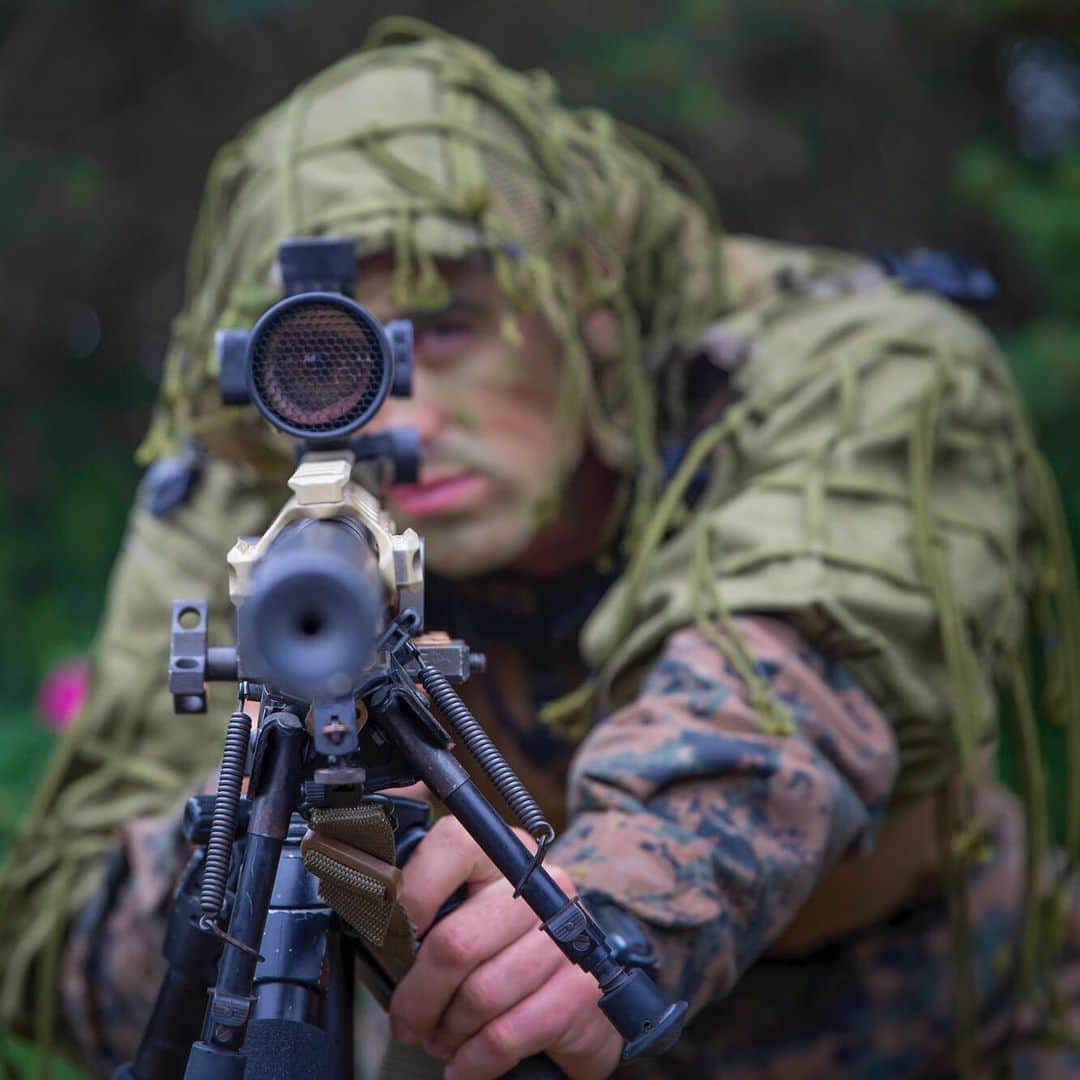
246, 292, 394, 439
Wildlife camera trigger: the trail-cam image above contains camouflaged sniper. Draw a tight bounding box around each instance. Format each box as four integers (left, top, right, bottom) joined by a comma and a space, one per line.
2, 15, 1079, 1072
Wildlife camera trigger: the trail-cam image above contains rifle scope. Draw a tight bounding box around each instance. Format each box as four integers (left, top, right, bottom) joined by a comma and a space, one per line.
217, 291, 413, 441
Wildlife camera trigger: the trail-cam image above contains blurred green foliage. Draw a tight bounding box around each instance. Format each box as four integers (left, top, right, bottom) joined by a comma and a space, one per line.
0, 2, 1079, 1071
957, 146, 1080, 317
0, 1032, 84, 1080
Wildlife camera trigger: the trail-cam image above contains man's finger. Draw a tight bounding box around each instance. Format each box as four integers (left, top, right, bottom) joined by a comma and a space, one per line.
430, 920, 567, 1055
398, 815, 499, 935
443, 964, 618, 1080
390, 876, 538, 1045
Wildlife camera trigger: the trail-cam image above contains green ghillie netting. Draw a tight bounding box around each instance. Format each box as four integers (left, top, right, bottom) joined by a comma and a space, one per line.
0, 459, 271, 1063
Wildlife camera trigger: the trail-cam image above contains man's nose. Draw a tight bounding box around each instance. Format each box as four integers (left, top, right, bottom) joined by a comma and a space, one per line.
368, 393, 445, 446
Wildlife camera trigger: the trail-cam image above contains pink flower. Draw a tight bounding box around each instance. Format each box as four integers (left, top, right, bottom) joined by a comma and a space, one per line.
36, 658, 90, 731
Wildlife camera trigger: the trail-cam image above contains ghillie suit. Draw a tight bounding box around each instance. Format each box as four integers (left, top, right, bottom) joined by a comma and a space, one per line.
579, 244, 1080, 1071
0, 18, 1076, 1078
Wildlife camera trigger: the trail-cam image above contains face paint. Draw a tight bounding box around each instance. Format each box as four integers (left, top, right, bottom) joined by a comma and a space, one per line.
361, 255, 591, 578
449, 409, 480, 431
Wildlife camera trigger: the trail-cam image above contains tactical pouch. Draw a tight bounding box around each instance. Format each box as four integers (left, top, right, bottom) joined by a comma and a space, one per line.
301, 798, 426, 1008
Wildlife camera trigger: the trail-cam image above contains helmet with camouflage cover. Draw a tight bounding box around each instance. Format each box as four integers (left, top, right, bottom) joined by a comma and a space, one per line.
140, 15, 728, 545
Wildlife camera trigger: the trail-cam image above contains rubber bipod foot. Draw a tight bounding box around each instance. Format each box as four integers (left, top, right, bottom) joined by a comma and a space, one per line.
183, 1041, 247, 1080
621, 999, 688, 1060
242, 1019, 339, 1079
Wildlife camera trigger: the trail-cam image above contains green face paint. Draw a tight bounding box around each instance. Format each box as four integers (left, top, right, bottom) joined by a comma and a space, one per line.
448, 408, 479, 431
357, 255, 588, 578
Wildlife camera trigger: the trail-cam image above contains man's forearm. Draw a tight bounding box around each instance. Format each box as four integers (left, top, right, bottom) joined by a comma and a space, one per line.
554, 616, 899, 1011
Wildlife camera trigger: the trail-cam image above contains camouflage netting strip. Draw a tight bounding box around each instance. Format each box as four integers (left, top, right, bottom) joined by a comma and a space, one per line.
302, 852, 395, 947
306, 802, 395, 856
303, 804, 400, 948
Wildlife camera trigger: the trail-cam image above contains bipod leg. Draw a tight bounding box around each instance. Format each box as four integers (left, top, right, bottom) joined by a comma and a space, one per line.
379, 695, 687, 1064
245, 814, 353, 1080
184, 713, 306, 1080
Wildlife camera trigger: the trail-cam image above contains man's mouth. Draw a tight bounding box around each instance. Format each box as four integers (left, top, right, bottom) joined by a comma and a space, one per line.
387, 471, 487, 517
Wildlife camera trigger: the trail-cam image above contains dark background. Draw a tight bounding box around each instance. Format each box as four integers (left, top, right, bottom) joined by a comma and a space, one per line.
1, 0, 1079, 977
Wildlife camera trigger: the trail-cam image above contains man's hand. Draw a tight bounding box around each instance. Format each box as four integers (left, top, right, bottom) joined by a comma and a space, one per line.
389, 815, 622, 1080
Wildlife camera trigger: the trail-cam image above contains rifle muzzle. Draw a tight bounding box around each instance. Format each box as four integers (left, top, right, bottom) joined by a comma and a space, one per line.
237, 518, 384, 701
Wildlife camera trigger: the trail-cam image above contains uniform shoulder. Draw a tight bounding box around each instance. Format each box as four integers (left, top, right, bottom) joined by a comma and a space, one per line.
718, 235, 1005, 403
723, 235, 998, 349
723, 234, 885, 308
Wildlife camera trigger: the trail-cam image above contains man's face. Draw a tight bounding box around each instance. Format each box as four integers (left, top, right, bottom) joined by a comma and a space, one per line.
360, 255, 584, 578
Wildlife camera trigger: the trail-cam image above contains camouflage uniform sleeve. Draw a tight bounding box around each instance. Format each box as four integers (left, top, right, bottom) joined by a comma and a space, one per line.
553, 614, 898, 1012
60, 811, 190, 1076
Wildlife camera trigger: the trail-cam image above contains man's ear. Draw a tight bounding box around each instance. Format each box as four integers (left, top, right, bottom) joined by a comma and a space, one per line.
581, 306, 620, 360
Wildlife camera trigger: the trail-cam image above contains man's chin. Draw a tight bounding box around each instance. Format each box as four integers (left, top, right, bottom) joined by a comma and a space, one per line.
417, 517, 537, 580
